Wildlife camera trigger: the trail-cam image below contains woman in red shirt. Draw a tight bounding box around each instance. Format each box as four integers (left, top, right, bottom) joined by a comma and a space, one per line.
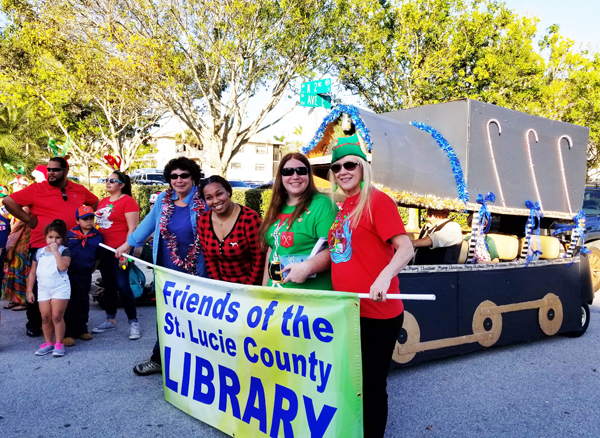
92, 170, 141, 340
328, 134, 414, 438
198, 176, 264, 285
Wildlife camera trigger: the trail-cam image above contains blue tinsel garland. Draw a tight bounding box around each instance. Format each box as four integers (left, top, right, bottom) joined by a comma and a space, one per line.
410, 122, 469, 204
302, 105, 373, 155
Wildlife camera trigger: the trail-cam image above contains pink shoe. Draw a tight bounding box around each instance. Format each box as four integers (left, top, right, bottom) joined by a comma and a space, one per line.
35, 342, 55, 356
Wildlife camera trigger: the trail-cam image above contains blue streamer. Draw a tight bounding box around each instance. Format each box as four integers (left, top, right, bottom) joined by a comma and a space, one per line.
524, 200, 543, 267
570, 210, 589, 258
472, 192, 495, 264
410, 122, 469, 205
302, 105, 373, 155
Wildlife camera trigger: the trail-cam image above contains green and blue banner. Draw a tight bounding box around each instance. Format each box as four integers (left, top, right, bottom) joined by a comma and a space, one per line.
154, 266, 363, 438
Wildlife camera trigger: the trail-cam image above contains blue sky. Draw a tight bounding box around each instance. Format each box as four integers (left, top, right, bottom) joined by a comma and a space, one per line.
503, 0, 600, 49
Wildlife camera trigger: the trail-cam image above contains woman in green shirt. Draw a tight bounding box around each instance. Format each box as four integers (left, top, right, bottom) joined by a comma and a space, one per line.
260, 153, 338, 289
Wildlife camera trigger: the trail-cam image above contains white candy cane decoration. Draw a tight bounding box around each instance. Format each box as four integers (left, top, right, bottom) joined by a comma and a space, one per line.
525, 129, 543, 212
557, 135, 574, 216
487, 119, 506, 207
467, 210, 480, 262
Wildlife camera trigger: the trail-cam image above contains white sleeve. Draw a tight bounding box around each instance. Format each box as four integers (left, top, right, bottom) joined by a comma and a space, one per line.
430, 222, 463, 248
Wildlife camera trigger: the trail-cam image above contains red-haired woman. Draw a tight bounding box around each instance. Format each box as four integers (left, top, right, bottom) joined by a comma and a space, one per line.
259, 153, 338, 289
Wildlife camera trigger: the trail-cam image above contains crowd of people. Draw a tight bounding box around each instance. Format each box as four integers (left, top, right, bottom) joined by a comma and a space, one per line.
1, 132, 466, 437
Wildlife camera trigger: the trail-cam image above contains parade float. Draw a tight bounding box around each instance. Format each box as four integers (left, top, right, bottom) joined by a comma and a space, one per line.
304, 98, 593, 366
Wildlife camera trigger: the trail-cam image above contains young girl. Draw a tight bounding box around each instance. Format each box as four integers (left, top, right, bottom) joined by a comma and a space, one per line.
26, 219, 72, 357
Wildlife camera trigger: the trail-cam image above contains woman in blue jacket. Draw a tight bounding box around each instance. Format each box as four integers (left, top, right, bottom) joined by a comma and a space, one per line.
115, 157, 207, 375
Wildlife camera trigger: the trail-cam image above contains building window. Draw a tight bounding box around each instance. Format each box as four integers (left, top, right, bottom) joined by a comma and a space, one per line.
231, 163, 242, 170
255, 163, 265, 171
256, 146, 267, 154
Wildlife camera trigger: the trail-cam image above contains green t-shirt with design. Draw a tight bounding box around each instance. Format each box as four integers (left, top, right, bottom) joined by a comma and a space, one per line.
265, 192, 338, 290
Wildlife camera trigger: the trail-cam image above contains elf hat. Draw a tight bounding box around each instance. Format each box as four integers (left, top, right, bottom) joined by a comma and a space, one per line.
331, 134, 367, 163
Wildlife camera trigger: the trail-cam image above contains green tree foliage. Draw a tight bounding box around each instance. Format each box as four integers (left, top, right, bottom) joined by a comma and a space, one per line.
0, 2, 165, 174
332, 0, 600, 173
531, 26, 600, 171
332, 0, 544, 112
4, 0, 371, 176
0, 96, 53, 182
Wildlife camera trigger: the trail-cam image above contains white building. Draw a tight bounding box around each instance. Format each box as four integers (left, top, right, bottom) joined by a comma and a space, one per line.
151, 117, 282, 182
226, 134, 283, 183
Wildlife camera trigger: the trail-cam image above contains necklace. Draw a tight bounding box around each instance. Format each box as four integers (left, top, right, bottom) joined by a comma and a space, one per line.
159, 187, 206, 275
109, 193, 124, 202
214, 204, 237, 226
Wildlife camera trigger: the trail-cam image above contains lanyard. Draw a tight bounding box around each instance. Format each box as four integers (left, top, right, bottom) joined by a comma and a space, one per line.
271, 217, 289, 263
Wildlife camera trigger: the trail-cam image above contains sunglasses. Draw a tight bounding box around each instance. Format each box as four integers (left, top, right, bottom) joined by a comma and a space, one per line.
107, 178, 123, 184
330, 162, 360, 174
61, 188, 67, 202
47, 167, 65, 173
281, 167, 308, 177
170, 173, 191, 180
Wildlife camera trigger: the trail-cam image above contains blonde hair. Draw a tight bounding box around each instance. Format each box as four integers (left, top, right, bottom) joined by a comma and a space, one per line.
329, 156, 373, 229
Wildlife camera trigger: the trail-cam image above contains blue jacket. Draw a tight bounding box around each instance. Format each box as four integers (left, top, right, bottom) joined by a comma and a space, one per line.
67, 226, 103, 275
127, 186, 207, 277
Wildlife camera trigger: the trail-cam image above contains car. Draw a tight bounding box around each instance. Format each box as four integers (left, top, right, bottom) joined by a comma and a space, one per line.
228, 180, 250, 188
552, 185, 600, 293
131, 169, 166, 185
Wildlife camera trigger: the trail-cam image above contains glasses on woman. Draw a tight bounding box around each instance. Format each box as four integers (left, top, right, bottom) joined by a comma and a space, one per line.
330, 162, 360, 174
281, 167, 308, 177
107, 178, 123, 184
170, 173, 191, 180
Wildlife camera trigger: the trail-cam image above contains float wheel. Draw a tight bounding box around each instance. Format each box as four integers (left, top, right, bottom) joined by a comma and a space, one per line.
472, 301, 502, 347
538, 293, 563, 336
587, 247, 600, 294
566, 302, 590, 338
392, 311, 420, 364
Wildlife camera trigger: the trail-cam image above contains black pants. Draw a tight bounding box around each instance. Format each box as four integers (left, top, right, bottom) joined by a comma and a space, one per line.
64, 273, 92, 337
97, 247, 137, 321
26, 247, 41, 333
361, 313, 404, 438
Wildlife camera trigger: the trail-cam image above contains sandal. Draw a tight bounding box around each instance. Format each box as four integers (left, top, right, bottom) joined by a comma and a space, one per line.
12, 305, 27, 311
3, 302, 17, 309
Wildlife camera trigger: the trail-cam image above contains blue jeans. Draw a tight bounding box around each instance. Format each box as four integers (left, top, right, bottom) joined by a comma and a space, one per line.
98, 247, 137, 322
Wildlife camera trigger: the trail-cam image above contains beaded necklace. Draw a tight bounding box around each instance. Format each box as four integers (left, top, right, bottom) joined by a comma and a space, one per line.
158, 187, 206, 275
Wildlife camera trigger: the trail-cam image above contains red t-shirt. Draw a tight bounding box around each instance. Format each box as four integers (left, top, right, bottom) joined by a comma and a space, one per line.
329, 188, 406, 319
96, 195, 139, 249
9, 181, 98, 248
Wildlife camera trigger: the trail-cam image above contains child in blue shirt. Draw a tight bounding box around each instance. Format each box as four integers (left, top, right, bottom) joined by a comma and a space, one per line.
63, 206, 103, 346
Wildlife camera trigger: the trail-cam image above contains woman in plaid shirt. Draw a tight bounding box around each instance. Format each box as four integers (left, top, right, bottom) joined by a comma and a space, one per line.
198, 176, 264, 285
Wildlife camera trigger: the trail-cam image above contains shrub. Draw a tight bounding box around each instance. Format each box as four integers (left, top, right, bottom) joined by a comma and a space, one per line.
90, 183, 168, 220
231, 188, 273, 217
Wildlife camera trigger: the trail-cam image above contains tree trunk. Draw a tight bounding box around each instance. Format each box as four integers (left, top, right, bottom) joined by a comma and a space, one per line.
407, 208, 420, 233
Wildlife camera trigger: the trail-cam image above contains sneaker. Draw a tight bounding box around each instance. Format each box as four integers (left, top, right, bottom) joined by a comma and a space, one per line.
62, 337, 76, 347
133, 359, 161, 376
52, 343, 65, 357
79, 333, 93, 341
92, 320, 117, 333
35, 342, 54, 356
129, 322, 141, 340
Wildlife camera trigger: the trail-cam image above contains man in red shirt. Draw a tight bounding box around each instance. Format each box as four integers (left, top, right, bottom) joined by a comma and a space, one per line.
3, 157, 98, 337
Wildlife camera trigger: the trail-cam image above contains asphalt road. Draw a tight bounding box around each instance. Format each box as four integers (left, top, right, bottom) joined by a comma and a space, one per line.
1, 286, 599, 438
